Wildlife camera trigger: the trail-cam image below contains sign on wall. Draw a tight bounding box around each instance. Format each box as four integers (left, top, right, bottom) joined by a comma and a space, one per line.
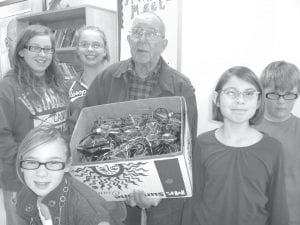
119, 0, 182, 71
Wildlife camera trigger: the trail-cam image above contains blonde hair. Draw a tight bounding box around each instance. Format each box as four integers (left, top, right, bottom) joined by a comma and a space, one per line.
74, 25, 110, 62
16, 125, 70, 184
260, 60, 300, 93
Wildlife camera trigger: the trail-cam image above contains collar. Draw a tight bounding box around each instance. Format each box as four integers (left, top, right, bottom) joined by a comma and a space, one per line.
112, 57, 175, 95
19, 174, 70, 220
127, 59, 161, 80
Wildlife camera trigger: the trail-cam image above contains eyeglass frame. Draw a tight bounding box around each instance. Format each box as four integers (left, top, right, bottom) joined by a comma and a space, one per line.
24, 45, 55, 54
220, 88, 261, 100
20, 160, 66, 171
265, 92, 298, 100
78, 41, 105, 49
129, 27, 164, 41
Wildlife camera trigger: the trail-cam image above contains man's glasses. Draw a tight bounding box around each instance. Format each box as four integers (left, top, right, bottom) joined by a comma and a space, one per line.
221, 88, 260, 101
266, 92, 298, 100
129, 27, 163, 41
20, 160, 65, 171
78, 41, 104, 49
25, 45, 55, 54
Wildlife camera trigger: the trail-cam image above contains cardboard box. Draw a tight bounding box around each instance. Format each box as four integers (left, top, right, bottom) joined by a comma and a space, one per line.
70, 96, 192, 201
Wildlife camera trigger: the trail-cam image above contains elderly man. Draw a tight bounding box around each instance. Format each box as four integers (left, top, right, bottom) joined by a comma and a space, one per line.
5, 18, 18, 68
83, 12, 198, 225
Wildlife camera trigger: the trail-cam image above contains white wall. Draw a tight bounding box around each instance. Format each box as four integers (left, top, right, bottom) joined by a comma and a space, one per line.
3, 0, 299, 134
181, 0, 300, 134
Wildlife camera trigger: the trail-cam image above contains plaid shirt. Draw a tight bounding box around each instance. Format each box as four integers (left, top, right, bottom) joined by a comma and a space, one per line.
126, 60, 161, 100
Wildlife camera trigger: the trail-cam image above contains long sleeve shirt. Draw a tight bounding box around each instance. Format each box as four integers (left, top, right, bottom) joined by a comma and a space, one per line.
191, 130, 289, 225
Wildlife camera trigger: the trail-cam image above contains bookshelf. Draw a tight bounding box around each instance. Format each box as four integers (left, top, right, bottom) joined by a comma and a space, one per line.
15, 5, 118, 77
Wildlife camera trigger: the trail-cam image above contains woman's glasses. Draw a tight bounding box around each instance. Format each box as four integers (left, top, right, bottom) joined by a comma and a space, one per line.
20, 160, 65, 171
221, 88, 260, 101
78, 41, 104, 49
25, 45, 55, 54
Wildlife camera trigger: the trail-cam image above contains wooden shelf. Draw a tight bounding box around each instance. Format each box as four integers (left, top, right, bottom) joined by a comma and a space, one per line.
16, 5, 119, 67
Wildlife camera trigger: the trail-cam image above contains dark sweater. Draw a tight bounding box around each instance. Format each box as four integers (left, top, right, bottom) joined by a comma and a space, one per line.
16, 173, 126, 225
0, 75, 68, 191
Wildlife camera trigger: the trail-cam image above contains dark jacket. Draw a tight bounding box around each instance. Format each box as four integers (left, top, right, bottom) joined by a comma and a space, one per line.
82, 58, 198, 225
0, 74, 68, 191
16, 173, 126, 225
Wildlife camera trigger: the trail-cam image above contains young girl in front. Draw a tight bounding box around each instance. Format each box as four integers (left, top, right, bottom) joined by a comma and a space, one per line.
191, 66, 288, 225
15, 125, 126, 225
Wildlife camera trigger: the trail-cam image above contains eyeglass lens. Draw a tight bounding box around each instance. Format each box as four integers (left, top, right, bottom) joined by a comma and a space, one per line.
222, 88, 260, 100
21, 160, 65, 170
130, 27, 162, 40
78, 41, 104, 49
26, 45, 54, 54
266, 92, 298, 100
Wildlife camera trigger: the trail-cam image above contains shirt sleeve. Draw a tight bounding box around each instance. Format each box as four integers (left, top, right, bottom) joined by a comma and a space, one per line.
267, 145, 289, 225
0, 92, 19, 190
73, 195, 111, 225
180, 138, 204, 225
185, 93, 198, 150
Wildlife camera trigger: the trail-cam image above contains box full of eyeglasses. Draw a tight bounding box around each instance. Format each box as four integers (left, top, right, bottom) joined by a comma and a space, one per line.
70, 96, 192, 201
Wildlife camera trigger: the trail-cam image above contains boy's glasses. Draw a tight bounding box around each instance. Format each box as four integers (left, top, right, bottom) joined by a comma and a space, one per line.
221, 88, 260, 100
20, 160, 65, 171
25, 45, 55, 54
78, 41, 104, 49
266, 92, 298, 100
129, 27, 163, 41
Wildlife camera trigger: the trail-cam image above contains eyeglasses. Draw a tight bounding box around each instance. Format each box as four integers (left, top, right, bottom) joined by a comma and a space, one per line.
20, 160, 65, 171
25, 45, 55, 54
78, 41, 104, 49
266, 92, 298, 100
129, 27, 163, 41
221, 88, 260, 100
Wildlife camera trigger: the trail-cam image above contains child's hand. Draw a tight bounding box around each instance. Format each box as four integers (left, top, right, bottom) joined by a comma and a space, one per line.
125, 190, 162, 209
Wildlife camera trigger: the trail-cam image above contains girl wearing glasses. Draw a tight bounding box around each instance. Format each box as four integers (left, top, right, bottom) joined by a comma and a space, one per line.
0, 24, 69, 224
15, 125, 126, 225
188, 66, 288, 225
67, 26, 110, 134
256, 61, 300, 225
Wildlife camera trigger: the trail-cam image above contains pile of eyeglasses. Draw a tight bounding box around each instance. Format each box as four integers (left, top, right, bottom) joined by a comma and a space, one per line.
76, 108, 182, 162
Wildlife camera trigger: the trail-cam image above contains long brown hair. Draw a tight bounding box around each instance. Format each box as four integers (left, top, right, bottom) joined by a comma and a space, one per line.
9, 24, 68, 102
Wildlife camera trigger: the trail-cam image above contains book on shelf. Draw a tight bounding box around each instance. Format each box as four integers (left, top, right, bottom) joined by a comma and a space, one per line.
55, 29, 64, 48
58, 28, 67, 48
61, 28, 76, 48
58, 62, 78, 80
54, 27, 77, 49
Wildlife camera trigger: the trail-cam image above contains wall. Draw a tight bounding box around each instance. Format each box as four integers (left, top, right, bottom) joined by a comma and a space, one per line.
1, 0, 299, 134
102, 0, 300, 134
181, 0, 300, 134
